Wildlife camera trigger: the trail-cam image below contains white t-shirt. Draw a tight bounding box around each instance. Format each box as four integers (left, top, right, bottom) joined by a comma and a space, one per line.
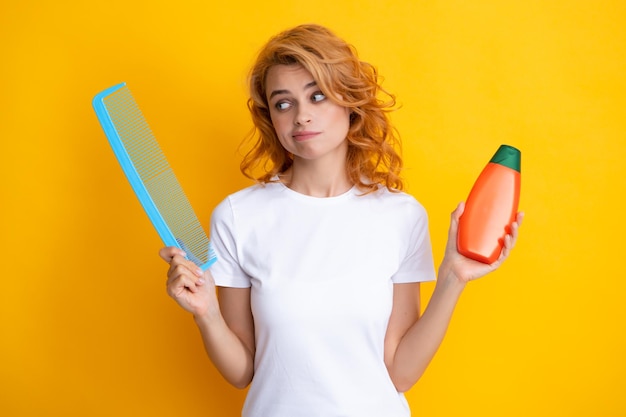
209, 181, 436, 417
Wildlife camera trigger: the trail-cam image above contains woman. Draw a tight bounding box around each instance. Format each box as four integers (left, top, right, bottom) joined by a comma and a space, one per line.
160, 24, 522, 417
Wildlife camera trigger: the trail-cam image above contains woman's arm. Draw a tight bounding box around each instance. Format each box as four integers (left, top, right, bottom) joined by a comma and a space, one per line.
384, 203, 523, 392
196, 286, 255, 389
160, 247, 255, 389
384, 279, 464, 392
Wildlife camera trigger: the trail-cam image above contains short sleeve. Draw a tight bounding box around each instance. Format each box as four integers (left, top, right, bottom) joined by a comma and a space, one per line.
391, 200, 437, 284
209, 197, 252, 288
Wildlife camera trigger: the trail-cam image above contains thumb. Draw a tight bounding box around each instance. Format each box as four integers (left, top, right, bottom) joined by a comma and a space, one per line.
449, 202, 465, 236
175, 238, 203, 267
445, 202, 465, 253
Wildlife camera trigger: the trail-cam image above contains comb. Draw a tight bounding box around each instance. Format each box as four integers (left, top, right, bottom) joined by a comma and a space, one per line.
93, 82, 217, 270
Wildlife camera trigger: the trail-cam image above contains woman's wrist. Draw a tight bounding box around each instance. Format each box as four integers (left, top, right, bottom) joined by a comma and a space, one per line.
436, 262, 468, 295
193, 303, 224, 328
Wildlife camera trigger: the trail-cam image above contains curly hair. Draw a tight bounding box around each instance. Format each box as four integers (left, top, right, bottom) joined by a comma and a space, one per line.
240, 24, 404, 193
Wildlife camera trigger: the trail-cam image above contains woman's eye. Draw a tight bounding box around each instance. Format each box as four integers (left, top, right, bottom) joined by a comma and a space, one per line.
275, 101, 291, 111
312, 92, 326, 102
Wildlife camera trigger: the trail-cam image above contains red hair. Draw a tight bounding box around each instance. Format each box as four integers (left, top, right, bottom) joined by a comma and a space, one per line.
240, 24, 404, 193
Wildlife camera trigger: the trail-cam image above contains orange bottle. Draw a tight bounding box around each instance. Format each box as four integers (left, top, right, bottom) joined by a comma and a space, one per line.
457, 145, 521, 264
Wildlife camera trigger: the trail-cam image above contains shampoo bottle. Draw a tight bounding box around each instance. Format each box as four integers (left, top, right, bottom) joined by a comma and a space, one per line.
457, 144, 521, 264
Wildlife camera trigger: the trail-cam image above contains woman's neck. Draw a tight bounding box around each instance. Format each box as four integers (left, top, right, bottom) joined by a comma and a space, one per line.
281, 157, 352, 198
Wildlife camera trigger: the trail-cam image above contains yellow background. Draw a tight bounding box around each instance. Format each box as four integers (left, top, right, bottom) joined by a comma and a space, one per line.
1, 0, 624, 416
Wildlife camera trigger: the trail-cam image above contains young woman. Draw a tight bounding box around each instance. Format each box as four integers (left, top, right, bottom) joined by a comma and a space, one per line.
160, 24, 522, 417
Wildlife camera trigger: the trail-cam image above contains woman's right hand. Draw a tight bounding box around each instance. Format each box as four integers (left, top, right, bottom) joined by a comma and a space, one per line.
159, 247, 219, 318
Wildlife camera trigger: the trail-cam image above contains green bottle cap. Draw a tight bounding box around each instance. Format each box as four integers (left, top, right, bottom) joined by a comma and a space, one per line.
490, 144, 521, 172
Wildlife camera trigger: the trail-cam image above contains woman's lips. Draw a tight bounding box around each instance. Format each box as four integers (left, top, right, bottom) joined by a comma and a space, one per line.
292, 131, 320, 141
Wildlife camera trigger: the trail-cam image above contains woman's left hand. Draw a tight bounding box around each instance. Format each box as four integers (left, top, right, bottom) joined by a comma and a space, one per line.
441, 202, 524, 284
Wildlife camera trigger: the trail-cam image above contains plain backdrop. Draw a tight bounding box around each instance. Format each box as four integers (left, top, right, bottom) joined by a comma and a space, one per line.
1, 1, 625, 416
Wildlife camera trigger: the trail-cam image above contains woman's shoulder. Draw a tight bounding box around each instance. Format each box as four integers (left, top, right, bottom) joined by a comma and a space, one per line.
213, 182, 281, 216
368, 185, 426, 209
228, 181, 283, 203
360, 187, 429, 227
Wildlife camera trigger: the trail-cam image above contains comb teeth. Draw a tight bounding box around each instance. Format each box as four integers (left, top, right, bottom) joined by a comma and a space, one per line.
100, 85, 216, 269
104, 88, 169, 181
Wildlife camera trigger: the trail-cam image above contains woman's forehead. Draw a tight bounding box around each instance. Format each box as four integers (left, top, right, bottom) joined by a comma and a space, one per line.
265, 65, 316, 95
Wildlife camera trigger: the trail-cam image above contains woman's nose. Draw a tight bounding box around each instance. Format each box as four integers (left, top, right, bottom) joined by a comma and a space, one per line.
294, 104, 312, 125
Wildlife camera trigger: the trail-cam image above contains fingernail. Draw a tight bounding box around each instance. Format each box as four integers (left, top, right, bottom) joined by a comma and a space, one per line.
196, 269, 203, 277
198, 278, 205, 285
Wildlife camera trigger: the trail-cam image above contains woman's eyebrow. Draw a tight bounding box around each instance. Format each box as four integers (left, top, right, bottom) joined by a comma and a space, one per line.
268, 80, 318, 100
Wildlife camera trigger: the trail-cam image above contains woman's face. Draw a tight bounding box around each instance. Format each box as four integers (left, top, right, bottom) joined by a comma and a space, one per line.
265, 64, 350, 166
